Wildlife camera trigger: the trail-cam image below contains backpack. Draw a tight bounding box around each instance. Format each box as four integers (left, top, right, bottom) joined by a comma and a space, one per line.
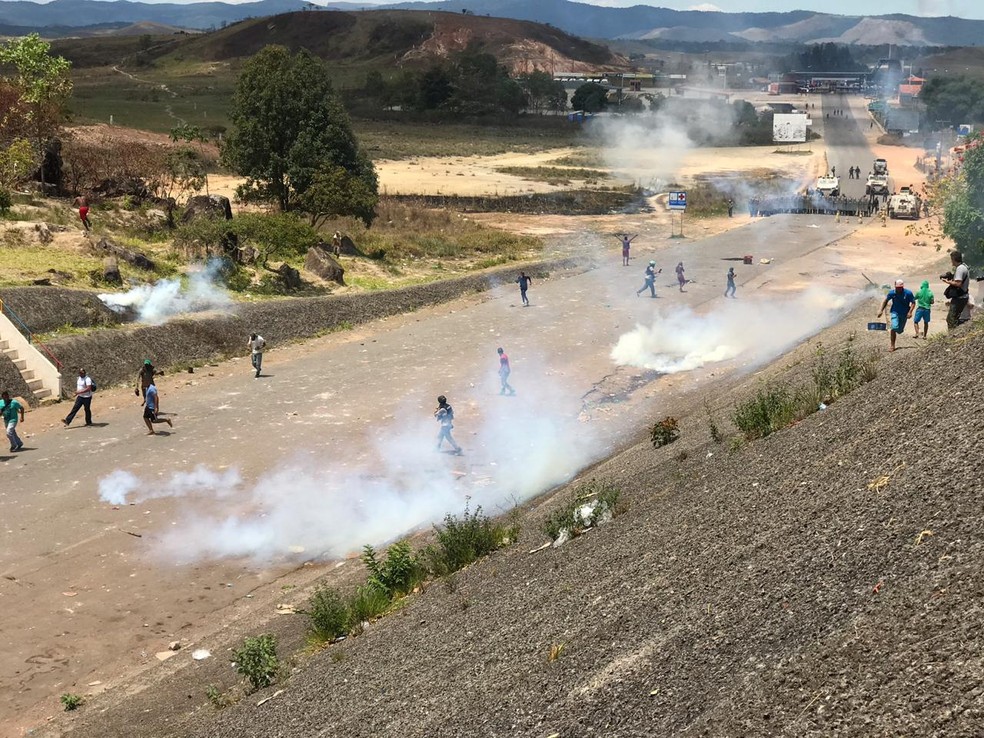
88, 377, 97, 392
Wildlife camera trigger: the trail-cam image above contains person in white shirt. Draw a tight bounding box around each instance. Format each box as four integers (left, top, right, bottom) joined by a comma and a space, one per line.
63, 368, 94, 427
248, 333, 266, 378
943, 250, 971, 330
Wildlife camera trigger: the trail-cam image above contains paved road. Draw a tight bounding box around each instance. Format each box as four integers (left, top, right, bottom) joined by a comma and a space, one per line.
820, 93, 876, 198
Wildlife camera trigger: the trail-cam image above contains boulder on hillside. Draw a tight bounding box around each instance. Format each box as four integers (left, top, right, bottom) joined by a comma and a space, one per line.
305, 245, 345, 285
103, 257, 123, 285
94, 237, 155, 271
181, 195, 233, 223
277, 263, 302, 292
92, 177, 149, 201
34, 223, 52, 244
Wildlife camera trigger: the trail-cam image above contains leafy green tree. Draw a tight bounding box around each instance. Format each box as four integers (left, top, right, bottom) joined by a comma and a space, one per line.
571, 82, 608, 113
921, 76, 984, 129
519, 71, 567, 114
298, 162, 378, 229
941, 133, 984, 263
414, 65, 453, 111
222, 45, 377, 216
0, 34, 72, 190
0, 138, 36, 189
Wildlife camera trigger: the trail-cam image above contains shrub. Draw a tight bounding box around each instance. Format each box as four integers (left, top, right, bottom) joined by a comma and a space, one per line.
0, 188, 11, 215
650, 416, 680, 448
542, 481, 621, 542
61, 693, 84, 711
422, 504, 517, 576
306, 586, 350, 643
232, 634, 279, 691
362, 541, 424, 597
347, 583, 391, 628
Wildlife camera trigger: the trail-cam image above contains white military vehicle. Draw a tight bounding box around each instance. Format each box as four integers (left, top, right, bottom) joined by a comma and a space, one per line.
872, 158, 888, 175
866, 172, 890, 196
887, 186, 922, 219
816, 174, 840, 197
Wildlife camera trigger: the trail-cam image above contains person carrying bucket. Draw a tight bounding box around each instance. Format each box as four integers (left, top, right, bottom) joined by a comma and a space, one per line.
876, 279, 915, 352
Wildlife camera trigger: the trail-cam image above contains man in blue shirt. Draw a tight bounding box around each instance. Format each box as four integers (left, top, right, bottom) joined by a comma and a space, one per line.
877, 279, 916, 352
143, 383, 173, 435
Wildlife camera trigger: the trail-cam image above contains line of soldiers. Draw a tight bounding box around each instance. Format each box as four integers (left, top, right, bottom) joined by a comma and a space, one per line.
748, 193, 882, 218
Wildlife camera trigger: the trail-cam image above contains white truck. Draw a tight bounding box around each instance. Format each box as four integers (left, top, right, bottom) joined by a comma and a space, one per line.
872, 158, 888, 175
866, 173, 890, 197
816, 174, 840, 197
887, 186, 921, 219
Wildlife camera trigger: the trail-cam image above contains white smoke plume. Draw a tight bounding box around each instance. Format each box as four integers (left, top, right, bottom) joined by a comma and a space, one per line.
97, 363, 601, 564
99, 259, 233, 324
611, 287, 863, 373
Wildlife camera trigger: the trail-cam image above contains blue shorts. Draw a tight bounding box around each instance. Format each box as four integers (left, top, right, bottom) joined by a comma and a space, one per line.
891, 312, 908, 333
914, 306, 931, 324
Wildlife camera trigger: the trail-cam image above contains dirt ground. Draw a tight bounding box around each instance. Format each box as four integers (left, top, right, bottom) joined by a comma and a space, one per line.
4, 100, 960, 737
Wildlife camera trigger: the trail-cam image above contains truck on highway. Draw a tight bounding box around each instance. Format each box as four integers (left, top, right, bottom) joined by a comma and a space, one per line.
815, 174, 840, 197
887, 186, 921, 219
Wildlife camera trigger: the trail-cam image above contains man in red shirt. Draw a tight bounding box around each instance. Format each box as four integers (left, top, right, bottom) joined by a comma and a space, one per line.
497, 347, 515, 396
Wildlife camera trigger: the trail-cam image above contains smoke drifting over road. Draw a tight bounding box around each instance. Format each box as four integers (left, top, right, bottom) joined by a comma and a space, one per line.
97, 364, 599, 564
99, 259, 232, 324
611, 287, 861, 373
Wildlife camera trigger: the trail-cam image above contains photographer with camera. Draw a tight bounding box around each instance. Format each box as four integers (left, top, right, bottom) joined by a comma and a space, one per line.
941, 250, 971, 331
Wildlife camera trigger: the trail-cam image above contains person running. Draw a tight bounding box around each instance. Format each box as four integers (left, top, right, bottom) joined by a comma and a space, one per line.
248, 333, 266, 378
516, 272, 532, 306
727, 199, 735, 217
877, 279, 916, 352
618, 234, 637, 266
724, 267, 737, 298
143, 383, 173, 435
63, 368, 94, 427
497, 347, 515, 396
913, 279, 934, 338
135, 359, 158, 403
676, 262, 687, 292
73, 194, 91, 231
434, 395, 461, 454
636, 260, 659, 298
1, 390, 25, 452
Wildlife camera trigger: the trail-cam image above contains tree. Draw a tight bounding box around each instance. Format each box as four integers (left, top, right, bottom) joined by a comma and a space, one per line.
148, 147, 207, 227
0, 138, 36, 189
0, 34, 72, 190
921, 76, 984, 129
222, 45, 377, 216
571, 82, 608, 113
299, 162, 378, 229
518, 71, 567, 114
941, 134, 984, 263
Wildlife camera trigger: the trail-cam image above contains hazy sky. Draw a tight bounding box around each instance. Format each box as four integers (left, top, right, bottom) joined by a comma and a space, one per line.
12, 0, 984, 20
320, 0, 984, 19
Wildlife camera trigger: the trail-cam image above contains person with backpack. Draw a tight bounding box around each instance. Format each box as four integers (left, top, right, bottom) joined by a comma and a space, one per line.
63, 368, 95, 427
942, 250, 971, 331
248, 333, 266, 378
1, 390, 25, 452
434, 394, 461, 454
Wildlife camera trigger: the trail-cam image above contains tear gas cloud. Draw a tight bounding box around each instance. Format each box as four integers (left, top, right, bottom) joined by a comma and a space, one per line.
611, 287, 861, 373
97, 363, 600, 564
99, 258, 233, 324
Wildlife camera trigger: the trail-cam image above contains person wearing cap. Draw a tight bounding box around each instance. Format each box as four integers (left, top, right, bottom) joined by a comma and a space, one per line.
135, 359, 158, 404
877, 279, 916, 352
63, 368, 94, 427
636, 260, 659, 298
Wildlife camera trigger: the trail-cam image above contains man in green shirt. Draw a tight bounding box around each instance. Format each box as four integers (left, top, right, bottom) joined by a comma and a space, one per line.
913, 279, 935, 339
1, 390, 25, 452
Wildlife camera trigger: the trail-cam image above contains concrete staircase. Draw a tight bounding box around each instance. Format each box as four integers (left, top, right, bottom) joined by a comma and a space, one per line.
0, 312, 62, 404
0, 339, 53, 401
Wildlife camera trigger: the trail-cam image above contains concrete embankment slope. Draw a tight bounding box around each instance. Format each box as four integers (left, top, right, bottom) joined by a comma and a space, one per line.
56, 312, 984, 738
44, 257, 585, 395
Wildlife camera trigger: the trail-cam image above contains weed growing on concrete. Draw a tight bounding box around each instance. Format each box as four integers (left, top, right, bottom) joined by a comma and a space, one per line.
421, 503, 518, 577
232, 634, 279, 691
362, 541, 424, 597
547, 643, 566, 663
705, 400, 723, 443
542, 481, 621, 543
60, 693, 84, 711
347, 584, 391, 630
650, 416, 680, 449
732, 383, 801, 440
305, 586, 350, 644
204, 685, 232, 709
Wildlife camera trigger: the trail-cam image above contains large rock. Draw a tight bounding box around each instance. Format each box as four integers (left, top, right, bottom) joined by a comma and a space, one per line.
305, 245, 345, 285
103, 257, 123, 285
92, 177, 149, 201
181, 195, 233, 223
277, 263, 302, 292
94, 237, 155, 271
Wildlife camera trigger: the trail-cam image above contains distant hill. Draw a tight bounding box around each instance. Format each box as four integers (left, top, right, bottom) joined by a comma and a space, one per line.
4, 0, 984, 47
